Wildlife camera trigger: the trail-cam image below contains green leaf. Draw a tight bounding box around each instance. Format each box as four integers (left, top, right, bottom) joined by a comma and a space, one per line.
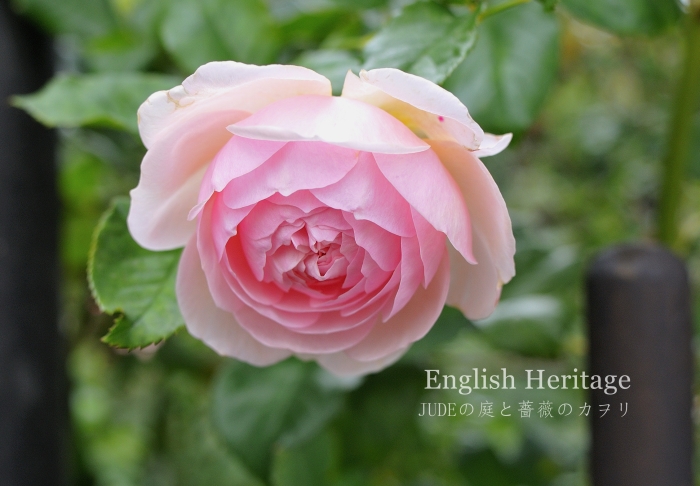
12, 73, 180, 134
293, 49, 361, 94
89, 197, 184, 349
160, 0, 280, 74
11, 0, 115, 38
363, 1, 478, 84
271, 430, 339, 486
560, 0, 681, 36
443, 2, 559, 133
211, 359, 345, 480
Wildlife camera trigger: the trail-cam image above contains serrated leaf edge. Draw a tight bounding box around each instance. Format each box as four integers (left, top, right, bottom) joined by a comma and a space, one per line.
88, 196, 184, 350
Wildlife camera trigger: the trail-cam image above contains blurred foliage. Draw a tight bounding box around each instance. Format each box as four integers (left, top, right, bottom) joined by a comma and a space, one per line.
559, 0, 682, 36
9, 0, 699, 484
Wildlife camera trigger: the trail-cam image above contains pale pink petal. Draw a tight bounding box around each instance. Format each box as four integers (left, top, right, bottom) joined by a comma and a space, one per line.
386, 237, 424, 319
472, 132, 513, 158
221, 141, 360, 209
411, 208, 446, 286
266, 191, 326, 213
311, 152, 415, 237
210, 196, 255, 259
360, 252, 392, 295
209, 137, 287, 192
341, 69, 485, 150
290, 298, 390, 334
315, 348, 407, 376
128, 110, 244, 250
176, 236, 291, 365
446, 238, 501, 320
139, 61, 331, 149
228, 95, 429, 155
343, 215, 401, 272
340, 260, 401, 318
234, 305, 378, 354
430, 141, 515, 319
219, 239, 324, 329
373, 149, 475, 264
344, 250, 450, 362
236, 201, 309, 280
197, 201, 287, 318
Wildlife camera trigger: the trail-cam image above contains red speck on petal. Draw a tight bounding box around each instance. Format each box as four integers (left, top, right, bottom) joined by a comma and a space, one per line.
438, 116, 444, 122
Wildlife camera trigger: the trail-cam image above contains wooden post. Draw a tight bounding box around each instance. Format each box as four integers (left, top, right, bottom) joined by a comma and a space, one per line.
586, 244, 693, 486
0, 1, 65, 485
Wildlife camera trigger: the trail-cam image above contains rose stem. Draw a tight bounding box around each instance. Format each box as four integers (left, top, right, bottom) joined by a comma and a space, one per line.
657, 4, 700, 250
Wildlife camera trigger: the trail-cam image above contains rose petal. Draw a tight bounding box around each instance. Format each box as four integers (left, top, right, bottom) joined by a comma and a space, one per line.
221, 141, 360, 209
209, 137, 287, 192
311, 152, 415, 237
373, 149, 476, 264
343, 250, 450, 362
341, 69, 484, 149
228, 95, 429, 155
139, 61, 331, 149
386, 236, 425, 319
176, 236, 291, 365
234, 304, 378, 354
210, 196, 255, 259
472, 132, 513, 158
315, 347, 407, 376
343, 214, 401, 272
411, 207, 446, 286
128, 110, 243, 250
446, 238, 501, 320
431, 141, 515, 281
430, 140, 515, 319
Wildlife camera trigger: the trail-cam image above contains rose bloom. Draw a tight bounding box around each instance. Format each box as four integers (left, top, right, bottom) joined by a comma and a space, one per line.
128, 61, 515, 376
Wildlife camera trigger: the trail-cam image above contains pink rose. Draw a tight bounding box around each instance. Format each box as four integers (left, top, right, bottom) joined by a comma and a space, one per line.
128, 62, 515, 375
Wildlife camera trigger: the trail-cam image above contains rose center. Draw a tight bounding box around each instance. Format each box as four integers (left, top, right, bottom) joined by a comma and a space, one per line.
258, 209, 356, 298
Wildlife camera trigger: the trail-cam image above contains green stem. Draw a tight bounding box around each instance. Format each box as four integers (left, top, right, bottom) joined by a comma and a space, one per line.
657, 8, 700, 250
478, 0, 531, 22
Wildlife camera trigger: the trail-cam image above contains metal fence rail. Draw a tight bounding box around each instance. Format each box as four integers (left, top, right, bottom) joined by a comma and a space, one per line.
0, 1, 65, 485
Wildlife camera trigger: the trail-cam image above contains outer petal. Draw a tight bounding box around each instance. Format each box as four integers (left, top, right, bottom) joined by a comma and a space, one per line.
129, 62, 331, 250
228, 95, 429, 155
472, 132, 513, 158
446, 238, 500, 320
129, 110, 244, 250
430, 140, 516, 320
315, 348, 407, 376
176, 236, 291, 366
341, 69, 511, 156
139, 61, 331, 149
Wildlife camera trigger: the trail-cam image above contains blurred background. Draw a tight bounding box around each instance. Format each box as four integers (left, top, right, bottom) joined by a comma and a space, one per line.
2, 0, 699, 484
